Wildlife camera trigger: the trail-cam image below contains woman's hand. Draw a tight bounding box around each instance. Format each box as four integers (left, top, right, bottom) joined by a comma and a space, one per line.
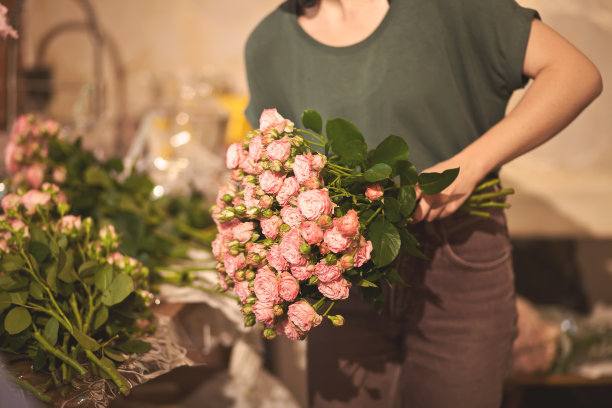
411, 155, 484, 223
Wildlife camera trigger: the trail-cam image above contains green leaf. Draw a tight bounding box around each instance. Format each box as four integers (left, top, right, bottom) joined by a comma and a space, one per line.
101, 274, 134, 306
383, 197, 402, 223
418, 168, 460, 195
4, 307, 32, 335
56, 235, 68, 251
104, 348, 127, 362
84, 166, 113, 189
368, 219, 401, 267
58, 250, 77, 283
0, 293, 11, 314
72, 328, 100, 351
356, 279, 378, 288
0, 275, 16, 290
359, 287, 384, 314
94, 264, 113, 291
9, 291, 28, 305
78, 260, 100, 277
369, 135, 410, 171
386, 268, 408, 287
364, 163, 392, 182
397, 160, 419, 186
116, 339, 151, 354
30, 226, 48, 245
325, 118, 367, 165
398, 186, 417, 218
399, 229, 427, 259
43, 318, 59, 346
1, 254, 25, 272
46, 264, 58, 291
29, 282, 45, 300
28, 255, 40, 274
93, 306, 109, 330
104, 157, 124, 173
29, 242, 50, 264
301, 109, 323, 134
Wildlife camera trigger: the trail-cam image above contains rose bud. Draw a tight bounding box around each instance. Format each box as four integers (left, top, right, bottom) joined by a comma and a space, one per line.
242, 304, 253, 315
225, 276, 234, 287
216, 262, 226, 273
231, 169, 244, 182
246, 207, 260, 218
248, 280, 255, 289
325, 253, 337, 264
259, 195, 273, 209
319, 242, 330, 255
262, 238, 275, 246
229, 246, 241, 256
263, 328, 277, 340
284, 157, 295, 171
245, 314, 256, 327
366, 184, 384, 201
246, 295, 257, 304
250, 232, 261, 242
245, 270, 256, 281
300, 243, 312, 255
235, 270, 246, 281
244, 175, 257, 184
260, 160, 270, 170
270, 160, 283, 173
222, 193, 234, 203
262, 209, 274, 219
318, 214, 333, 228
340, 254, 354, 269
304, 177, 320, 190
328, 315, 345, 327
234, 204, 246, 215
291, 135, 304, 147
247, 253, 261, 265
220, 209, 236, 221
273, 304, 284, 316
279, 223, 291, 234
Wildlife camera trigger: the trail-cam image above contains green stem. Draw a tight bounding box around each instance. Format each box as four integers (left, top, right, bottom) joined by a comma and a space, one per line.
32, 331, 87, 376
8, 374, 52, 403
83, 295, 101, 334
323, 301, 336, 316
84, 349, 131, 396
70, 293, 83, 331
296, 128, 326, 144
471, 201, 511, 208
468, 188, 515, 202
474, 178, 501, 192
364, 207, 382, 226
312, 297, 327, 311
304, 139, 325, 148
26, 303, 73, 335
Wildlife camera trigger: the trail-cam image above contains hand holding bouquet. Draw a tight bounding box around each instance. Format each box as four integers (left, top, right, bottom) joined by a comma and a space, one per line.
212, 109, 513, 340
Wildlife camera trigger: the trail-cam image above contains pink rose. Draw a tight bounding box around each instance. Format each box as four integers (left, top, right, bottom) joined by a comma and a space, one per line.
297, 189, 332, 220
25, 163, 45, 189
1, 193, 20, 213
242, 183, 260, 209
310, 154, 326, 171
292, 155, 313, 183
259, 171, 285, 195
52, 166, 67, 184
266, 138, 291, 162
259, 195, 273, 209
218, 272, 230, 291
252, 301, 276, 327
279, 272, 300, 302
44, 120, 59, 135
318, 278, 351, 300
216, 183, 236, 207
334, 209, 360, 237
254, 266, 280, 306
8, 218, 27, 234
232, 222, 255, 244
212, 235, 228, 260
366, 184, 384, 201
280, 206, 304, 229
259, 109, 294, 134
4, 141, 18, 174
314, 261, 343, 283
287, 300, 322, 332
354, 237, 373, 267
21, 190, 51, 215
280, 229, 307, 266
260, 215, 282, 240
291, 264, 314, 281
234, 280, 251, 304
224, 252, 246, 278
248, 134, 265, 161
300, 220, 323, 245
304, 177, 320, 190
226, 143, 246, 169
240, 156, 262, 175
267, 244, 288, 272
0, 4, 18, 40
276, 177, 299, 206
277, 319, 302, 341
216, 218, 239, 240
57, 215, 82, 233
323, 227, 352, 253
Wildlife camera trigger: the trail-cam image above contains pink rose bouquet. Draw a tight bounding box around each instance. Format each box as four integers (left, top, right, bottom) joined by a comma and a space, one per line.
213, 109, 513, 340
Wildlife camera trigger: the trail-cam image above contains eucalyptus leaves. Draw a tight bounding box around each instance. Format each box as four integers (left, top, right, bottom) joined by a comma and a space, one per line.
0, 183, 153, 401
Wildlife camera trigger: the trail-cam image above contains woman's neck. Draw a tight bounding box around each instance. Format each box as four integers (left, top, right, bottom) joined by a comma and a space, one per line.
298, 0, 390, 47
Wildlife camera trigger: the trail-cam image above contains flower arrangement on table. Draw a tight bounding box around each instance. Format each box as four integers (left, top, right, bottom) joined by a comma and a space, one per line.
213, 109, 513, 340
0, 114, 218, 402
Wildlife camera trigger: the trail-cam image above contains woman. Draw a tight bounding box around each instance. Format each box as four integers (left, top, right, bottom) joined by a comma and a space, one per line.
244, 0, 602, 407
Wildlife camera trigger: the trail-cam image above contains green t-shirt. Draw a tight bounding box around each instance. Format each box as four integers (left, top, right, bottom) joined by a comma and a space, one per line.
245, 0, 538, 171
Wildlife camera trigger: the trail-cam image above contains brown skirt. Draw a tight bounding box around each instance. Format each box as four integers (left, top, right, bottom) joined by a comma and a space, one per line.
308, 209, 517, 408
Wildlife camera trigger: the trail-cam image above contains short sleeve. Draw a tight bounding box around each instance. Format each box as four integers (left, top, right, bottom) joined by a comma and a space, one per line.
461, 0, 540, 94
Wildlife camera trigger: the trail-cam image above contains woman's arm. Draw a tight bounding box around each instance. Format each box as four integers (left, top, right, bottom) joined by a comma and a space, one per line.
412, 18, 603, 222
